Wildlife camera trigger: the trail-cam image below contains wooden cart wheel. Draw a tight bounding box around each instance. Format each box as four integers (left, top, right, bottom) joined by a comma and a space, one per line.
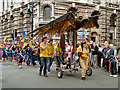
57, 69, 63, 78
86, 67, 92, 76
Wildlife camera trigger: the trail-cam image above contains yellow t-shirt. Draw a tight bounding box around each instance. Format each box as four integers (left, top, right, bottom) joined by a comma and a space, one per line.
55, 44, 62, 56
77, 45, 81, 56
40, 43, 48, 57
47, 44, 54, 57
80, 48, 88, 60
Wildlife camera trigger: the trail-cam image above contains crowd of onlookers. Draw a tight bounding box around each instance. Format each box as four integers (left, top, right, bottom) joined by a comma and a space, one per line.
0, 38, 120, 78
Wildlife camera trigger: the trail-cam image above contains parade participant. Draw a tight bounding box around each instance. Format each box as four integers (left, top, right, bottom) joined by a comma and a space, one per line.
66, 49, 71, 69
77, 43, 81, 57
18, 49, 23, 69
39, 37, 49, 77
22, 49, 26, 62
32, 47, 37, 66
107, 52, 117, 78
0, 47, 2, 60
26, 47, 31, 66
47, 39, 54, 74
92, 42, 98, 68
55, 42, 62, 68
79, 42, 89, 80
15, 48, 18, 61
12, 44, 16, 61
9, 47, 13, 62
2, 48, 7, 62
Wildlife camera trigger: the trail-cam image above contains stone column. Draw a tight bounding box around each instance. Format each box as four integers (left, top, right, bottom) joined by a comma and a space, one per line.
4, 0, 8, 11
0, 17, 3, 42
18, 9, 23, 38
51, 2, 55, 21
23, 5, 31, 37
7, 13, 12, 44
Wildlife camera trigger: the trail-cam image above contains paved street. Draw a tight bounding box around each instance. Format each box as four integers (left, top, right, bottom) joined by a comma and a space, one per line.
0, 61, 118, 88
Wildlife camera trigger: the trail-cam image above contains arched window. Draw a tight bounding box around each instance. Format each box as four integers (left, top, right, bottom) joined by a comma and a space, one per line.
43, 6, 51, 21
110, 14, 117, 27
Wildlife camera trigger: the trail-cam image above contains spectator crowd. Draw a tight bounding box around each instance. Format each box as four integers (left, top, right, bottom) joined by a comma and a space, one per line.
0, 37, 119, 79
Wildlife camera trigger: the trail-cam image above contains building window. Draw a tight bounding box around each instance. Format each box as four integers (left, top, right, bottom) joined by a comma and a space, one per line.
110, 14, 117, 27
43, 6, 51, 21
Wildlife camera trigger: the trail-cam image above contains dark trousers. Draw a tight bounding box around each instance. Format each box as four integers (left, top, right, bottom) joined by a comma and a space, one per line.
98, 53, 101, 67
32, 55, 36, 66
56, 56, 61, 67
68, 58, 71, 69
40, 57, 48, 75
102, 58, 105, 67
105, 60, 109, 71
111, 62, 117, 75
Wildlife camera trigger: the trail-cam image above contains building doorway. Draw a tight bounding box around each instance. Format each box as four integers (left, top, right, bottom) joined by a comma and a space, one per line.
91, 37, 95, 42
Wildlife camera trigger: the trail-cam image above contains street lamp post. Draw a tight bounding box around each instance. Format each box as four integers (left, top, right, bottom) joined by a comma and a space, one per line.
105, 0, 107, 41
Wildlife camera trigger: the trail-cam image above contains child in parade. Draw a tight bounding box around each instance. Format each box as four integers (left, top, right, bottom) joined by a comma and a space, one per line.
65, 49, 71, 69
2, 48, 7, 62
18, 49, 23, 69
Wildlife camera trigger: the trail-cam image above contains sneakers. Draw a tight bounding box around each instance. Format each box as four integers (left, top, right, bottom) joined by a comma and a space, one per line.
19, 65, 22, 69
110, 74, 117, 78
113, 75, 117, 78
48, 72, 51, 75
110, 74, 113, 77
44, 74, 48, 77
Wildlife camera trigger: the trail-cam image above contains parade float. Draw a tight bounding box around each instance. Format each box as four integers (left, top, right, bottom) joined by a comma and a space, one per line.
26, 7, 99, 78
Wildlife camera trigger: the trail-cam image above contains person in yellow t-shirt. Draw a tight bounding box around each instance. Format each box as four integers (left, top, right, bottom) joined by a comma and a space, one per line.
77, 45, 81, 57
47, 39, 54, 73
55, 42, 62, 67
39, 37, 49, 77
79, 42, 89, 80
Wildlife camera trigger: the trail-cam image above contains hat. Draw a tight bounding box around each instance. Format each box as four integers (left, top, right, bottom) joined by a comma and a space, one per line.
109, 44, 113, 47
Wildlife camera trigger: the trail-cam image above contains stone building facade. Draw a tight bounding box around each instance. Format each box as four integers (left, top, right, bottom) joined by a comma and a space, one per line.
0, 0, 120, 46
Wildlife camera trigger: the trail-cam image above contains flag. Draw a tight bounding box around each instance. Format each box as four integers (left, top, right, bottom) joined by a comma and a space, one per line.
22, 30, 26, 36
0, 43, 5, 48
29, 40, 34, 49
4, 36, 9, 42
21, 39, 24, 42
20, 42, 23, 47
38, 39, 42, 43
23, 43, 28, 48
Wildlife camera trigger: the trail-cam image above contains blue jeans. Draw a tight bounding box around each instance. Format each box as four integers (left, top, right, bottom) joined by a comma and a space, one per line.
47, 57, 53, 72
40, 57, 49, 75
111, 62, 117, 75
90, 53, 93, 66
